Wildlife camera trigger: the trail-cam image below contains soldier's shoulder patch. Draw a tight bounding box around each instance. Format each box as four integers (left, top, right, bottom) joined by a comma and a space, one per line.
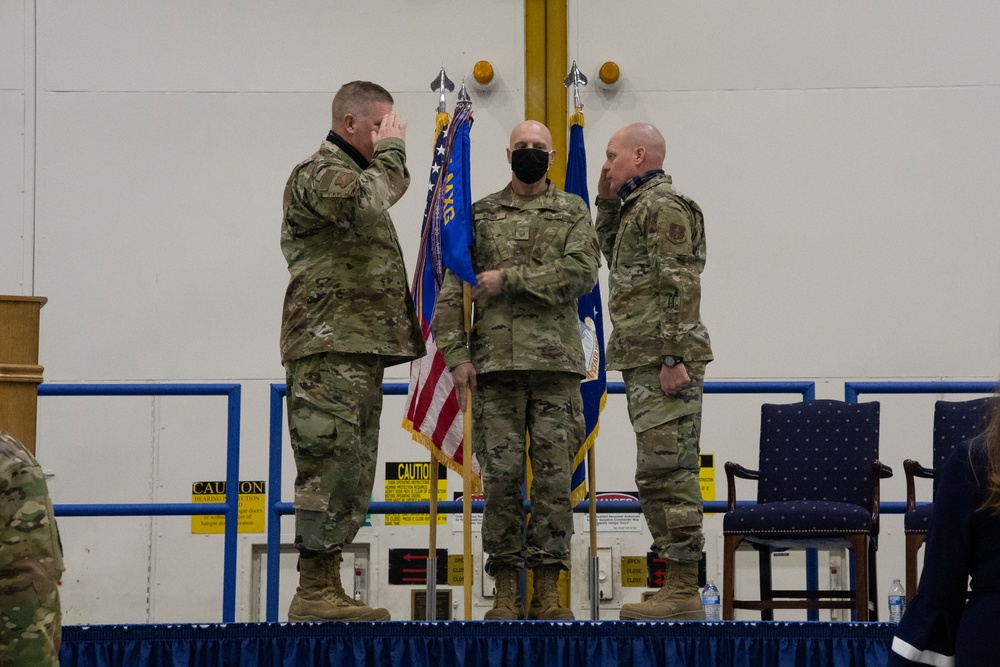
319, 169, 355, 190
668, 223, 687, 244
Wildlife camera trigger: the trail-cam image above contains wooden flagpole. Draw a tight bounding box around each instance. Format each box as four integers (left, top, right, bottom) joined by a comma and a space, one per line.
423, 68, 454, 622
462, 282, 474, 620
588, 445, 600, 619
426, 452, 438, 620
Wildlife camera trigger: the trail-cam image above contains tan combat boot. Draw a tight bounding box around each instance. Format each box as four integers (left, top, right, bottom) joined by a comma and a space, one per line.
327, 552, 365, 607
528, 564, 575, 620
288, 554, 390, 622
619, 559, 705, 621
484, 566, 523, 620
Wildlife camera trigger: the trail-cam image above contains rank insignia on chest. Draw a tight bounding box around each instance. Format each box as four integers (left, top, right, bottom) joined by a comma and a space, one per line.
668, 223, 687, 244
515, 222, 530, 240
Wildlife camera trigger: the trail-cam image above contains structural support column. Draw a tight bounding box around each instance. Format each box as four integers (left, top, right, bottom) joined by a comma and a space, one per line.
0, 295, 46, 454
524, 0, 568, 188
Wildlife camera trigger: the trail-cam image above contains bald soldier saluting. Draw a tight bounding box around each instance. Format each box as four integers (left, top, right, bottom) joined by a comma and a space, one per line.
595, 123, 713, 621
434, 120, 601, 621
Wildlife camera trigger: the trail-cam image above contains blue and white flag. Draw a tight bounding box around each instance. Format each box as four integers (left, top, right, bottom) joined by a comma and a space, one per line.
565, 115, 607, 505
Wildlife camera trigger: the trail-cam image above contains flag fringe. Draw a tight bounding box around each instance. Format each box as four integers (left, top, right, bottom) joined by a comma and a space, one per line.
569, 111, 585, 128
435, 111, 450, 136
569, 389, 608, 505
402, 417, 483, 494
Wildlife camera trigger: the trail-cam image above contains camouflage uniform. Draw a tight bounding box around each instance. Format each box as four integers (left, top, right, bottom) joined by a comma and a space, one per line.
434, 183, 600, 574
0, 429, 63, 666
281, 135, 425, 555
595, 173, 713, 564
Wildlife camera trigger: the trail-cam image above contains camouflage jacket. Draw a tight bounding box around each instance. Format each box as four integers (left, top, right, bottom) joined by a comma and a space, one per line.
595, 174, 713, 371
0, 429, 63, 665
280, 137, 425, 366
434, 183, 601, 375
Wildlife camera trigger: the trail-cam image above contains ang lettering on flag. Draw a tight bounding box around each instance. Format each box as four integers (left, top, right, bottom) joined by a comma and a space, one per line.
403, 104, 480, 486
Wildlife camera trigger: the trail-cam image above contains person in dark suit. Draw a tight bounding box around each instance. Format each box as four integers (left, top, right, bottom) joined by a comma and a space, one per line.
891, 391, 1000, 666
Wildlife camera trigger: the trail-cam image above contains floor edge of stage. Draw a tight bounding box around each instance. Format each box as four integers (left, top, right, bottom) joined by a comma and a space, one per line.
60, 620, 897, 666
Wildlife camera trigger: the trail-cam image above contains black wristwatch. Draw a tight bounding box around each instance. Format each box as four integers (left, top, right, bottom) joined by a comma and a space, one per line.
662, 356, 683, 368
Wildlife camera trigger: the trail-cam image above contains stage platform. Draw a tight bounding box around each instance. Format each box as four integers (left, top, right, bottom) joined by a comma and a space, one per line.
61, 620, 895, 666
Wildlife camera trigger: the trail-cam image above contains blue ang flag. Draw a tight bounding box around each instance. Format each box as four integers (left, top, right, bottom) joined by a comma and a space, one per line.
564, 117, 607, 505
432, 104, 477, 287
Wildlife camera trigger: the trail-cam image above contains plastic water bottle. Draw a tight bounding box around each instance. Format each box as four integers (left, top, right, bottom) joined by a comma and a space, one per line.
888, 579, 906, 623
702, 580, 721, 621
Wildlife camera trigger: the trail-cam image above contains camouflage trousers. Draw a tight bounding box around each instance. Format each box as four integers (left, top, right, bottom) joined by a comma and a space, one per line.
622, 362, 707, 564
0, 563, 61, 667
0, 438, 63, 666
285, 351, 384, 555
473, 371, 583, 575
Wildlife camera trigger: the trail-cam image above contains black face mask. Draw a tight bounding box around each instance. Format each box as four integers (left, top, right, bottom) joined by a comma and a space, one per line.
510, 148, 550, 184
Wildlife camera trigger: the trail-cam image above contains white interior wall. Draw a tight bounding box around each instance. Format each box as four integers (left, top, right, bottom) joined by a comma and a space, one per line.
571, 0, 1000, 620
0, 0, 29, 292
25, 0, 528, 623
2, 0, 998, 623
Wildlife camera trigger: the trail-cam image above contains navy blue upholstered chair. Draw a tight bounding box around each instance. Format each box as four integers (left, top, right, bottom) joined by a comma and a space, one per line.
903, 397, 992, 602
722, 400, 887, 621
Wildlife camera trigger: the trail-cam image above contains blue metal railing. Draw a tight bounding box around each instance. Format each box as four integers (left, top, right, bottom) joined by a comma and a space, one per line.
265, 379, 815, 621
39, 383, 242, 622
41, 379, 992, 622
845, 380, 997, 513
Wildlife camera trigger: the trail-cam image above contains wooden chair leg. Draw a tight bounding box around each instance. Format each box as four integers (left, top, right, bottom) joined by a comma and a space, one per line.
758, 546, 774, 621
905, 533, 925, 605
723, 535, 743, 620
868, 539, 879, 622
849, 535, 869, 621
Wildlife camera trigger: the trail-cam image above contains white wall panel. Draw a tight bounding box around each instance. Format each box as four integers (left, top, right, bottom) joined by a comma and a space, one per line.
38, 0, 525, 94
0, 0, 24, 90
570, 13, 1000, 381
572, 1, 1000, 92
570, 0, 1000, 620
1, 0, 27, 293
27, 0, 526, 622
15, 0, 1000, 624
57, 517, 155, 624
0, 91, 26, 292
599, 86, 1000, 380
32, 87, 521, 382
38, 395, 158, 622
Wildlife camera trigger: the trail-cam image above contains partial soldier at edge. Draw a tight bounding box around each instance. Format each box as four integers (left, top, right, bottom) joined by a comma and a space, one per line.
0, 427, 64, 666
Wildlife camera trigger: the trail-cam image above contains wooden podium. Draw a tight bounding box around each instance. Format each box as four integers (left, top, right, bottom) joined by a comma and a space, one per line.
0, 295, 47, 454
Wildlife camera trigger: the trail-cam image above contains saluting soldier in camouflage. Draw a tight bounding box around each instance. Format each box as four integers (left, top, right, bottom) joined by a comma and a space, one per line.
280, 81, 425, 622
595, 123, 713, 621
0, 428, 63, 666
434, 120, 600, 621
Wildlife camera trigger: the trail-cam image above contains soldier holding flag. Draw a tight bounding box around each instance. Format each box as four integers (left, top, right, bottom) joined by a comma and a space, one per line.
433, 120, 600, 621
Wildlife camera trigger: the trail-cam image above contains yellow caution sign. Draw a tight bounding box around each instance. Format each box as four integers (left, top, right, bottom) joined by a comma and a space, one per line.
384, 462, 447, 526
191, 481, 265, 534
699, 453, 715, 501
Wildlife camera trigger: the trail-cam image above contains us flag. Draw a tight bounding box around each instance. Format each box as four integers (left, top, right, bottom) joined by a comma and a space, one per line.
402, 104, 480, 485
